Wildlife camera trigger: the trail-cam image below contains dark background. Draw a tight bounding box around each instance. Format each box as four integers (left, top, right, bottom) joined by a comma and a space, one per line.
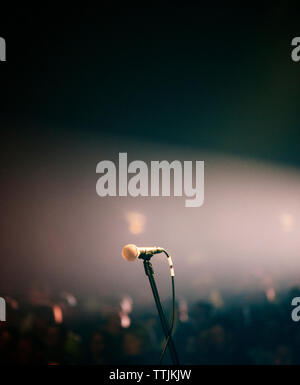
0, 3, 299, 164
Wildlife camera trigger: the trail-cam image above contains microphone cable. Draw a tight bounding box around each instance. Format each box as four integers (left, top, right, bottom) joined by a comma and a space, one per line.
159, 250, 177, 364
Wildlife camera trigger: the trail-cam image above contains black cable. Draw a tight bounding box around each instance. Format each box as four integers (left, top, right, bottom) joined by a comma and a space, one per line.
159, 251, 177, 364
143, 257, 179, 365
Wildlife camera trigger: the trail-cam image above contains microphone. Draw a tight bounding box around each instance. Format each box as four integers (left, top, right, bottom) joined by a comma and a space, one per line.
122, 244, 175, 277
122, 244, 164, 262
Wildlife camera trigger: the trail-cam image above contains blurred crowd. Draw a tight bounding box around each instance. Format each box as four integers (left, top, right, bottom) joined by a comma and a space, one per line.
1, 285, 300, 365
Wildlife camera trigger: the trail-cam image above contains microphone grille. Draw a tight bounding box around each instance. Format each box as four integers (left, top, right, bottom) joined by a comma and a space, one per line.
122, 244, 139, 262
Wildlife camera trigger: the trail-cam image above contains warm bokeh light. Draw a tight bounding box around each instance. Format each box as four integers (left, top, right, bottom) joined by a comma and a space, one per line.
266, 287, 276, 302
53, 305, 63, 324
125, 211, 146, 235
280, 212, 295, 232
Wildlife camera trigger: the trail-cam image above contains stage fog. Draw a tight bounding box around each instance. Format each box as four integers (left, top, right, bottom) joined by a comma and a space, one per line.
2, 132, 300, 307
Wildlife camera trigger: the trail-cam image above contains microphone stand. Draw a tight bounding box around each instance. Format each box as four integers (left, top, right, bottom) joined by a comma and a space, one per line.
140, 255, 180, 365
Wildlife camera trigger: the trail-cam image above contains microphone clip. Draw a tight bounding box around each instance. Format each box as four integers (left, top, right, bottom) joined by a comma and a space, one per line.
142, 258, 154, 276
138, 253, 155, 261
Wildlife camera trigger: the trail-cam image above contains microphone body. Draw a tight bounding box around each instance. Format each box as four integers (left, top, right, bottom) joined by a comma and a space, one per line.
122, 244, 174, 276
138, 246, 165, 257
122, 244, 164, 262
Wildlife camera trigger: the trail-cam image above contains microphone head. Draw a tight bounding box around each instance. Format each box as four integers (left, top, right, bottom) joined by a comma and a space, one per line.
122, 244, 140, 262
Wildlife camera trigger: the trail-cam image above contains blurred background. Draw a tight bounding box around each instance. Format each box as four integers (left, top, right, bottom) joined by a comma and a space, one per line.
0, 3, 300, 364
